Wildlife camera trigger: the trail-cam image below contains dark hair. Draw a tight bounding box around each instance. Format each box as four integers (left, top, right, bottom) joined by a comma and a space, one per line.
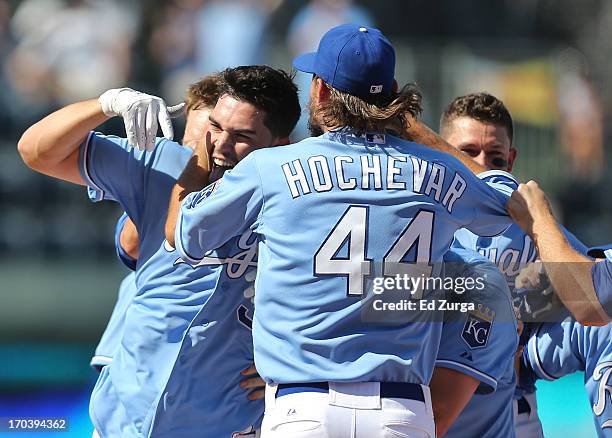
185, 74, 222, 112
218, 66, 301, 138
440, 92, 514, 143
314, 80, 422, 135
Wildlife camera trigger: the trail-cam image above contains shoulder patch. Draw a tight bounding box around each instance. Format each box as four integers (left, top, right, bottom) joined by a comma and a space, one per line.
461, 304, 495, 349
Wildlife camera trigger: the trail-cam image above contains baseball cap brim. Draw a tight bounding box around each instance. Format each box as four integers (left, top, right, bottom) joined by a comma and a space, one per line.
588, 244, 612, 258
293, 52, 317, 74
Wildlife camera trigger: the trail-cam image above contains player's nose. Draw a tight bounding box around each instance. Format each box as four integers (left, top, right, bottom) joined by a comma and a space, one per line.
473, 151, 489, 169
211, 131, 234, 154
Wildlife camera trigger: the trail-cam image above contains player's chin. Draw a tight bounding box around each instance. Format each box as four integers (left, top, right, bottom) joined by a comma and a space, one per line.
209, 163, 233, 183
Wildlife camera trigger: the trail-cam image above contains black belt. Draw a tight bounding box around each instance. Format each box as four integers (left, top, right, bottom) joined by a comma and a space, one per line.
517, 396, 531, 415
277, 382, 425, 402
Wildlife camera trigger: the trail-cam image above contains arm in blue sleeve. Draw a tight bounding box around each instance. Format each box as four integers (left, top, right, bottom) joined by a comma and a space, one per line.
561, 227, 590, 256
592, 260, 612, 319
175, 152, 264, 263
524, 321, 583, 381
78, 132, 191, 222
436, 253, 518, 394
464, 170, 518, 237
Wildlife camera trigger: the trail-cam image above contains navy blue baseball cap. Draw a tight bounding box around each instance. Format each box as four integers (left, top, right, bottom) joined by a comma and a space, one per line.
293, 23, 395, 100
588, 244, 612, 258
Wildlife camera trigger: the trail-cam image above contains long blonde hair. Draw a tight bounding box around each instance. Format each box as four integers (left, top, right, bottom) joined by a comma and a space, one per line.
314, 81, 423, 134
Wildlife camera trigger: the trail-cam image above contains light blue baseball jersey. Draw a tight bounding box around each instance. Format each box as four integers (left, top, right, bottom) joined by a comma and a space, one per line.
90, 213, 138, 371
454, 224, 538, 289
176, 129, 517, 385
592, 250, 612, 318
81, 132, 264, 437
79, 131, 192, 265
91, 272, 137, 370
447, 365, 517, 438
114, 212, 138, 271
453, 224, 588, 334
453, 219, 589, 425
80, 132, 190, 437
437, 247, 518, 392
439, 246, 518, 438
454, 224, 588, 291
138, 233, 261, 438
523, 321, 612, 437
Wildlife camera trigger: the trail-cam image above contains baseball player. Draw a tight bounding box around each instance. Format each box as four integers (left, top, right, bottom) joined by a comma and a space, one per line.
89, 75, 223, 373
434, 246, 519, 437
19, 83, 191, 437
18, 66, 300, 437
172, 24, 519, 437
404, 93, 604, 324
508, 185, 612, 437
90, 213, 137, 371
403, 93, 523, 438
415, 92, 590, 437
521, 320, 612, 437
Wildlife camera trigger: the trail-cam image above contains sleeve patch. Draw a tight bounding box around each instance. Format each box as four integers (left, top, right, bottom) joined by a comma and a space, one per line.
462, 305, 495, 349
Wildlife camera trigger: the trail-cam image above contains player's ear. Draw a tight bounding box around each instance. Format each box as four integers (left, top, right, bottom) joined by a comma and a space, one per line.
314, 78, 331, 104
392, 79, 398, 93
507, 147, 518, 172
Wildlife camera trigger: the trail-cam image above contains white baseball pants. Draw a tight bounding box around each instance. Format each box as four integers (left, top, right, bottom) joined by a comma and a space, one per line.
261, 382, 435, 438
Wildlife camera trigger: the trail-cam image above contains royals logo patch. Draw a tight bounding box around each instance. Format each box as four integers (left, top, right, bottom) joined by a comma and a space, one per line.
461, 304, 495, 349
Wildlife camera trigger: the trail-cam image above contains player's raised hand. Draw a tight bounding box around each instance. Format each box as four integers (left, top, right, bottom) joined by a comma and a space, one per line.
98, 88, 185, 151
507, 181, 554, 237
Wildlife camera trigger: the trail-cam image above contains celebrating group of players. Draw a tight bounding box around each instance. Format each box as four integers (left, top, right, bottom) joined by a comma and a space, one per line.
17, 23, 612, 438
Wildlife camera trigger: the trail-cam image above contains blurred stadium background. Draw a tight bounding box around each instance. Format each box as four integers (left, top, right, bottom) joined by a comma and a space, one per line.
0, 0, 610, 436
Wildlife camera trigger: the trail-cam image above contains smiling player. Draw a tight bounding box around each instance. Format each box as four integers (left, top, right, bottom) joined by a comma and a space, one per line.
18, 66, 300, 438
172, 24, 519, 438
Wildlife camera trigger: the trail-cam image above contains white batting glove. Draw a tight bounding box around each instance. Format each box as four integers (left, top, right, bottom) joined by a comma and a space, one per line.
98, 88, 185, 151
